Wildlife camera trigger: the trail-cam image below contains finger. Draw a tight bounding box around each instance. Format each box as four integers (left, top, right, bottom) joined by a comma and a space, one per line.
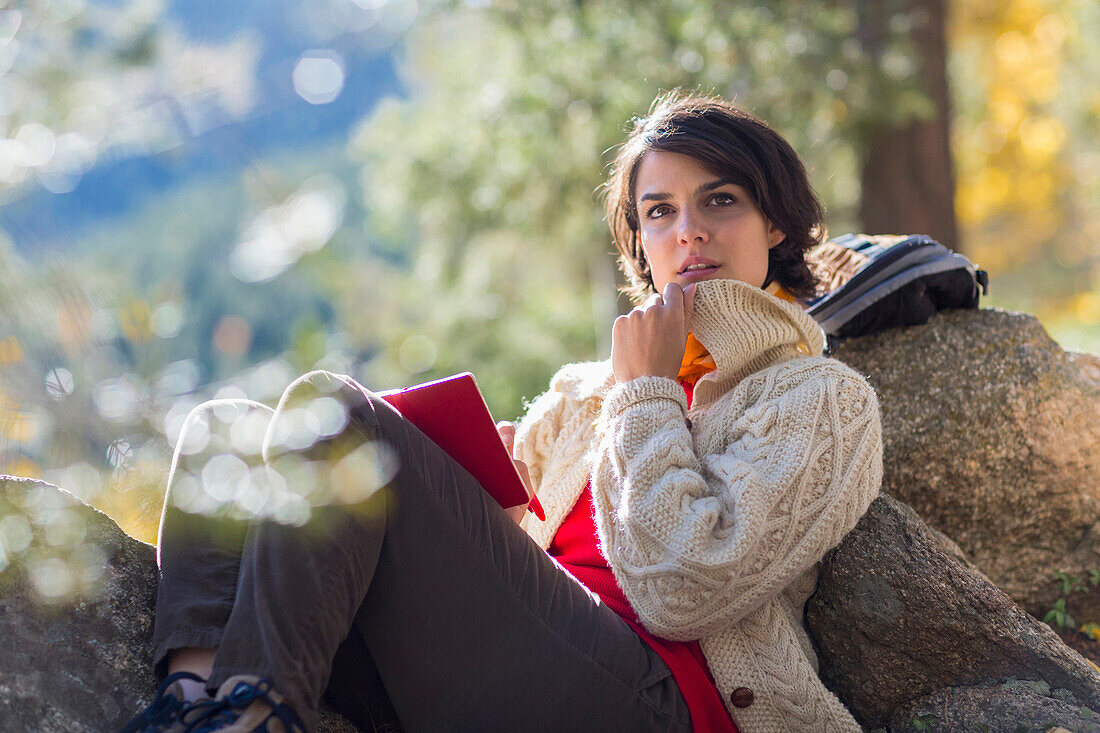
496, 421, 515, 448
683, 282, 697, 325
663, 281, 684, 314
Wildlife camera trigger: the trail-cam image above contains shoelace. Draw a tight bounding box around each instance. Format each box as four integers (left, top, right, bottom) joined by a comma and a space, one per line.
119, 671, 207, 733
180, 697, 232, 732
183, 678, 305, 733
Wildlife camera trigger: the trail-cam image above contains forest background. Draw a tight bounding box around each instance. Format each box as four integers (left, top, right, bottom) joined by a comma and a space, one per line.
0, 0, 1096, 553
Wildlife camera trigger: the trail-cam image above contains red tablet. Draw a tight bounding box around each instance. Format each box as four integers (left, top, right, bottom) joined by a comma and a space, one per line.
379, 373, 545, 520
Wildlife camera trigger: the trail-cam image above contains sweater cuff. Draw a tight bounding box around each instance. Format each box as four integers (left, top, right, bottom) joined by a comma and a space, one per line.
600, 376, 687, 422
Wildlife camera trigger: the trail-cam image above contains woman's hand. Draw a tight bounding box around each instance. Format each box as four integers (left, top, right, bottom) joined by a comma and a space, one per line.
496, 421, 534, 525
612, 282, 696, 383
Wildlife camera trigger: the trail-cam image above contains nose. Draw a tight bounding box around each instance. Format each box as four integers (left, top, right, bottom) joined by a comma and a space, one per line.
677, 207, 708, 246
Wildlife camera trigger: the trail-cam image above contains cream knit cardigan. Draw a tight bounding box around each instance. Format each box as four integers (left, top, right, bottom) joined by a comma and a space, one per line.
514, 279, 882, 733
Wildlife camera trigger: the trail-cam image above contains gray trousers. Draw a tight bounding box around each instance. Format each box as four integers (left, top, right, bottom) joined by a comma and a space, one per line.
151, 371, 692, 732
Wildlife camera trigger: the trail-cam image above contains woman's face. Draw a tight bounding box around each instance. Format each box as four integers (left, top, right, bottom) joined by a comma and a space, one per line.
634, 151, 784, 293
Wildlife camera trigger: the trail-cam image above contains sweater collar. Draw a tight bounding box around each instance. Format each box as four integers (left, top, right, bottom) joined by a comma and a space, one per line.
566, 279, 825, 408
687, 279, 825, 409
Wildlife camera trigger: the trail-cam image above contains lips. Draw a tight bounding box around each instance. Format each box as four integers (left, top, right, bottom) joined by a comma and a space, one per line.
678, 257, 720, 274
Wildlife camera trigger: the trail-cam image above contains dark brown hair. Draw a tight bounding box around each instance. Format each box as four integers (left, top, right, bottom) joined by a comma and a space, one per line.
602, 90, 825, 303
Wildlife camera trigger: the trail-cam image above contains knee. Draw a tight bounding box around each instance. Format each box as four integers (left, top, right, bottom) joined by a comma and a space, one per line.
278, 370, 363, 405
263, 370, 376, 463
262, 372, 399, 510
171, 398, 274, 460
163, 398, 274, 517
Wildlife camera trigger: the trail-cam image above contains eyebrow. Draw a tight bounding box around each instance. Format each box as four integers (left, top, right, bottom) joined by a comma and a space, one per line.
638, 179, 738, 203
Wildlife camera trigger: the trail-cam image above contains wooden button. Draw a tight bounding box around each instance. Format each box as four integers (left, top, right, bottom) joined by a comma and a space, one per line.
729, 687, 754, 708
684, 418, 692, 430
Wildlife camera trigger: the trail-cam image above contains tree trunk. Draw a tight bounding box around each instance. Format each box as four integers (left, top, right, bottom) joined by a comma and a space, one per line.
857, 0, 961, 252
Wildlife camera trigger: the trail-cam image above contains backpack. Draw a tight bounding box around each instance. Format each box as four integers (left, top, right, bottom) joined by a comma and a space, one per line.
804, 233, 989, 339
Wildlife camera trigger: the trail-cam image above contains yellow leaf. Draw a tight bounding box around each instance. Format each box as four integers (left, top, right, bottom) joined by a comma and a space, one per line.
3, 456, 41, 479
2, 412, 38, 443
1020, 116, 1066, 161
1073, 294, 1100, 326
0, 336, 23, 363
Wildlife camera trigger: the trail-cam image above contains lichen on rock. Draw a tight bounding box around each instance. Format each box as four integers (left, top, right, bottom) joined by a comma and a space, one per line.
830, 308, 1100, 623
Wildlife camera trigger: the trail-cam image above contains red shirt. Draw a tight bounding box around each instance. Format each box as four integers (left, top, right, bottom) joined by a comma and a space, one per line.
547, 381, 739, 732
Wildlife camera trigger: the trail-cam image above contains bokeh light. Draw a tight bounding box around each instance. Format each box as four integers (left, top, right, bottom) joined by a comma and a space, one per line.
292, 51, 346, 106
229, 176, 346, 283
0, 0, 1094, 610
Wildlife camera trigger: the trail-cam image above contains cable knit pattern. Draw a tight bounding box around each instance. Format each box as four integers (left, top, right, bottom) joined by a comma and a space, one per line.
514, 279, 882, 732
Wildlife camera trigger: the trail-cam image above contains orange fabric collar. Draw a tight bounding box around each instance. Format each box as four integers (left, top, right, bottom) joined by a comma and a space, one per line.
676, 284, 799, 388
678, 332, 716, 388
765, 281, 799, 303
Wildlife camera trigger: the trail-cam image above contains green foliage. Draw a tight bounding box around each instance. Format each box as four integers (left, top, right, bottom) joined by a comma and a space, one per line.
0, 0, 258, 201
1044, 597, 1076, 631
1055, 569, 1088, 595
0, 143, 370, 541
351, 0, 934, 419
8, 0, 1096, 545
1043, 568, 1099, 632
909, 713, 939, 730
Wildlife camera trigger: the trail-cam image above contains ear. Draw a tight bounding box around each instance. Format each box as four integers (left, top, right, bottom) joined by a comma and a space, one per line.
766, 220, 786, 249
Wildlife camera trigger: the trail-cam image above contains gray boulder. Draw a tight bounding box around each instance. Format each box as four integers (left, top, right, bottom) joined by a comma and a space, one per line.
0, 475, 156, 729
830, 308, 1100, 623
806, 493, 1100, 731
0, 475, 356, 733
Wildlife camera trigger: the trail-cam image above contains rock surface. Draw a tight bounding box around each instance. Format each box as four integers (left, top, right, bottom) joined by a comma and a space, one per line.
0, 476, 357, 733
806, 493, 1100, 731
5, 473, 1099, 732
0, 475, 156, 730
885, 682, 1100, 733
830, 308, 1100, 622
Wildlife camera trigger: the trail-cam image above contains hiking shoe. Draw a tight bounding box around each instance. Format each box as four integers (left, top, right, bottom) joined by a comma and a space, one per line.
119, 671, 209, 733
184, 675, 306, 733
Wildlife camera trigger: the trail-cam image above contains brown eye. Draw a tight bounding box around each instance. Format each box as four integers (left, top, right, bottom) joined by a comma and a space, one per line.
646, 204, 671, 219
712, 193, 736, 206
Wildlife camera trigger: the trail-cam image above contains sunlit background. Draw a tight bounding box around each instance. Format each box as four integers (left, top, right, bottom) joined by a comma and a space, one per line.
0, 0, 1097, 555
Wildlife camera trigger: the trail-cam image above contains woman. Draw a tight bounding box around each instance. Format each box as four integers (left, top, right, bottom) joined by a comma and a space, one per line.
123, 91, 882, 733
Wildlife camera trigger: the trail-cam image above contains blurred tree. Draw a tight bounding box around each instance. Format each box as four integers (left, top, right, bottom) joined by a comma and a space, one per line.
951, 0, 1099, 351
0, 139, 375, 541
0, 0, 264, 494
3, 0, 1095, 544
0, 0, 412, 543
858, 0, 959, 250
350, 0, 943, 418
0, 0, 259, 203
0, 235, 138, 481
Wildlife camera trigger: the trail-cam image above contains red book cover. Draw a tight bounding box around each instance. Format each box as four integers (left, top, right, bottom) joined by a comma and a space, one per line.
378, 373, 545, 520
